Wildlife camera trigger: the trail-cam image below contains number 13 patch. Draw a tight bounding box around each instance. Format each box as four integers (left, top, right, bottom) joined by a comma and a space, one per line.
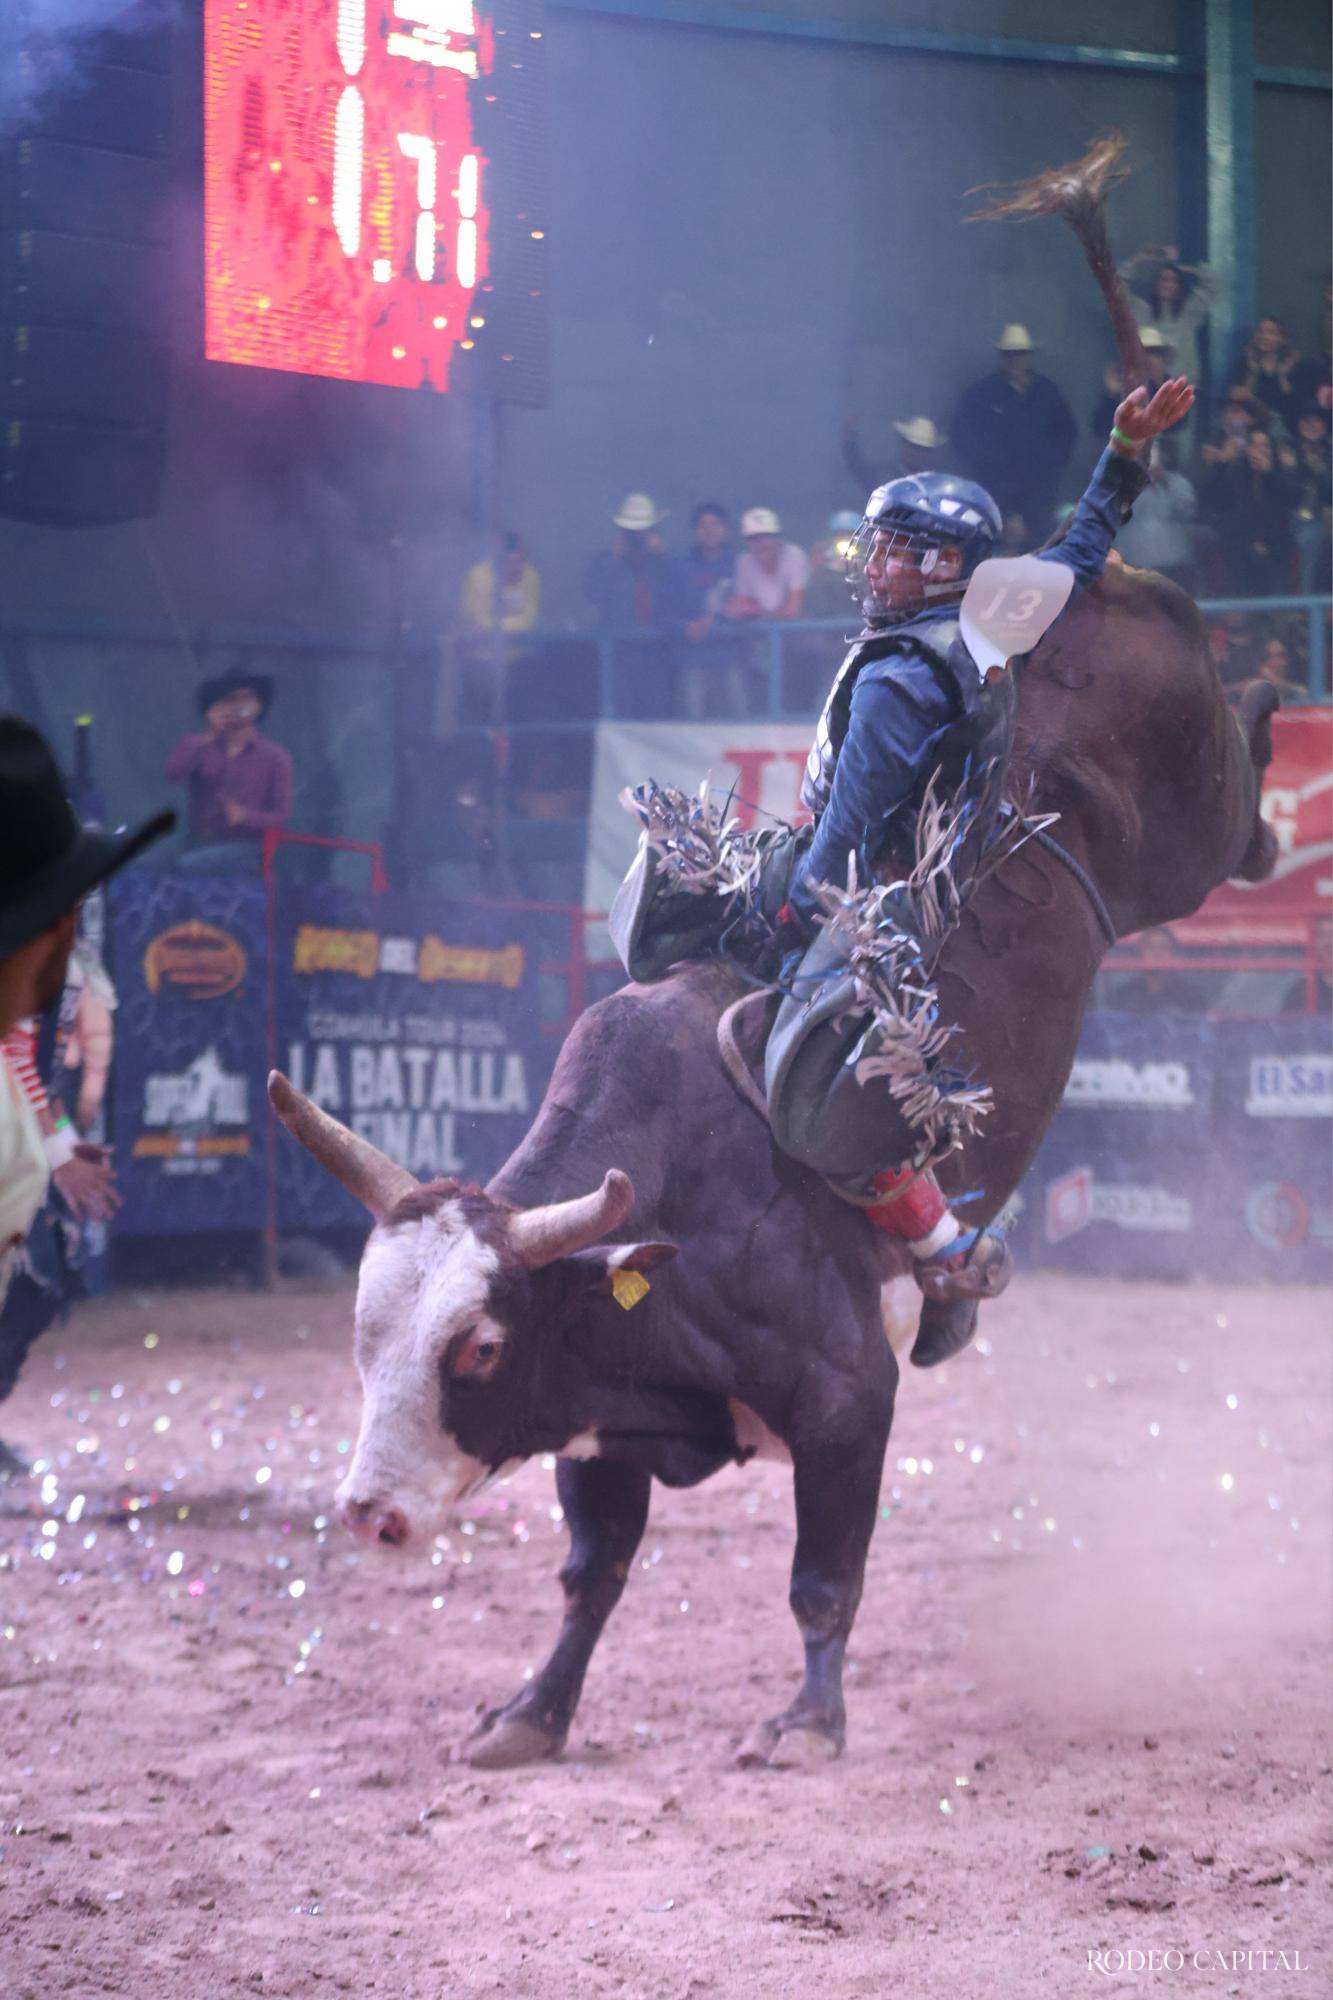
959, 555, 1075, 680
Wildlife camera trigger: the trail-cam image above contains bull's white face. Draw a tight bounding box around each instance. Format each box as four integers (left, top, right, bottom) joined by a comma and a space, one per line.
336, 1201, 510, 1550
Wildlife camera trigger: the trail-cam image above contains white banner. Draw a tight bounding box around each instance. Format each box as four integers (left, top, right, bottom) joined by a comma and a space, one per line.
584, 721, 815, 944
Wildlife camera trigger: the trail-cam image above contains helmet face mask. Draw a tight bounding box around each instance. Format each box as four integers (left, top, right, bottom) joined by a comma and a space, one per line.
844, 523, 954, 625
849, 473, 1002, 628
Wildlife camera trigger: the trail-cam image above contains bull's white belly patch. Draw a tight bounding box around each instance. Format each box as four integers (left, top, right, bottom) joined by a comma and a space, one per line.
559, 1431, 602, 1460
880, 1274, 919, 1355
728, 1399, 792, 1465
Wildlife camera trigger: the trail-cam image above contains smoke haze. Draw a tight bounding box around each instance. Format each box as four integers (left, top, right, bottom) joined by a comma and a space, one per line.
0, 0, 174, 134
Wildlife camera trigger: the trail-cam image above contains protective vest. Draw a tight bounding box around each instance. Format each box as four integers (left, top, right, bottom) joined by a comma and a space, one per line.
801, 611, 1016, 828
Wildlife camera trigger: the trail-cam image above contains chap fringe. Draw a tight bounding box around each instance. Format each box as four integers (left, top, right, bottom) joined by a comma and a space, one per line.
810, 772, 1058, 1148
618, 777, 769, 900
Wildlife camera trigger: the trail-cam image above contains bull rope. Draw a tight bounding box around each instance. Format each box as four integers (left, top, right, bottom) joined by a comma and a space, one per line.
716, 987, 776, 1117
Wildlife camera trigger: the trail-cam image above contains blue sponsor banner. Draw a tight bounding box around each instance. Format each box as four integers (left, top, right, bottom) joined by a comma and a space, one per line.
1014, 1012, 1331, 1282
274, 888, 564, 1232
109, 874, 268, 1234
1211, 1019, 1332, 1282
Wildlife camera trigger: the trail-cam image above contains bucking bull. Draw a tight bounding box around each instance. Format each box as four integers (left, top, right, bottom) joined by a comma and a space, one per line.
269, 141, 1277, 1769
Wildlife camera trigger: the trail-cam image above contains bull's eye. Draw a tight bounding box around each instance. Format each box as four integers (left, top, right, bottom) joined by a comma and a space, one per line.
476, 1341, 498, 1362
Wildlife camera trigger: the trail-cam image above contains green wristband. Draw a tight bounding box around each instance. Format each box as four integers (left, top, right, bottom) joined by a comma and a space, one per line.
1110, 425, 1138, 451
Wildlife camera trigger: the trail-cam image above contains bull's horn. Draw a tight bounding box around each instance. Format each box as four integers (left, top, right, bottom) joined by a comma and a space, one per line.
509, 1170, 635, 1269
267, 1070, 417, 1221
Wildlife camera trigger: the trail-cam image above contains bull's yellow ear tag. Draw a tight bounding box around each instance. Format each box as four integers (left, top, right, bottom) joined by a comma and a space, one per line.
610, 1268, 651, 1311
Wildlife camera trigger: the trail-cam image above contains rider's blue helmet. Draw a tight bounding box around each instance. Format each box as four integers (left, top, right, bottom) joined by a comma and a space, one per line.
847, 471, 1003, 627
865, 473, 1003, 571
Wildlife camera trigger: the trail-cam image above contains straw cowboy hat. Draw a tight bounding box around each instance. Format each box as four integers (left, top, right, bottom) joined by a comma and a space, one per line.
994, 324, 1038, 352
893, 417, 945, 449
1138, 325, 1175, 352
0, 715, 174, 960
612, 493, 669, 531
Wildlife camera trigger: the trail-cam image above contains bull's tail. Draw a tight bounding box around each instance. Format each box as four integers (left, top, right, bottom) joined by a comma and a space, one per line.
966, 132, 1148, 395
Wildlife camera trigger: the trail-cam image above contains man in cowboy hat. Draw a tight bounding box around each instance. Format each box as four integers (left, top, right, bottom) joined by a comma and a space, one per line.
0, 715, 173, 1326
842, 414, 946, 494
950, 323, 1076, 534
584, 494, 687, 715
164, 668, 294, 870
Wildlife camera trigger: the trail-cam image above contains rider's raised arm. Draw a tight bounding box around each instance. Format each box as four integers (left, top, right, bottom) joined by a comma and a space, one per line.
1043, 374, 1194, 595
1037, 443, 1149, 597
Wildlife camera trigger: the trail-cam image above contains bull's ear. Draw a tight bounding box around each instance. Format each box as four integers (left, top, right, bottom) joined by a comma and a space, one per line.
564, 1240, 678, 1295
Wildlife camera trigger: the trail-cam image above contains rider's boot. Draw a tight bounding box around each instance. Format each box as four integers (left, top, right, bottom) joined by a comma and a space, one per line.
864, 1166, 1013, 1312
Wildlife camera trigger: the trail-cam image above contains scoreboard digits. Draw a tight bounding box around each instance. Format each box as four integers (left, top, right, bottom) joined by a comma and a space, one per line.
205, 0, 503, 391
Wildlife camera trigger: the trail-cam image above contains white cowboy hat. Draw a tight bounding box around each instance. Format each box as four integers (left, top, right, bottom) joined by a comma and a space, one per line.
612, 493, 669, 531
739, 506, 782, 537
994, 324, 1038, 352
893, 416, 944, 450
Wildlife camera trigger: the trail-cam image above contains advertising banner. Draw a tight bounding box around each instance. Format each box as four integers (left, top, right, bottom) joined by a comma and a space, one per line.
1182, 707, 1332, 944
584, 720, 813, 937
1012, 1012, 1331, 1284
1210, 1018, 1332, 1283
1015, 1014, 1217, 1282
110, 875, 267, 1235
274, 888, 562, 1231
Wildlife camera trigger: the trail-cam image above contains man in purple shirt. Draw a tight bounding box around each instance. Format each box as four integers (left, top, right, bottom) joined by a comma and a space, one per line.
164, 672, 294, 869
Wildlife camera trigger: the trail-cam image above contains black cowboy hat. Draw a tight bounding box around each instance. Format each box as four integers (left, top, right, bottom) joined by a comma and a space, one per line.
0, 715, 175, 961
197, 669, 275, 718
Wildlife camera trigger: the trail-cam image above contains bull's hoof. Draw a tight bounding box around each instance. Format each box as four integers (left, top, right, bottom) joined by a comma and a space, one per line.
459, 1709, 564, 1770
735, 1708, 845, 1770
910, 1295, 979, 1368
0, 1437, 32, 1481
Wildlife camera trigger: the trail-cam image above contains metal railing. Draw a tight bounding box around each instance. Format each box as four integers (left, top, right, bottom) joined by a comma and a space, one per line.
453, 593, 1332, 724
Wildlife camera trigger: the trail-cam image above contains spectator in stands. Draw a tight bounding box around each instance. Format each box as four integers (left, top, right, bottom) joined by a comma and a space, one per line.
840, 415, 945, 498
1200, 428, 1298, 595
1200, 385, 1270, 467
1097, 927, 1207, 1013
678, 503, 745, 719
950, 324, 1075, 537
721, 508, 810, 621
1292, 279, 1332, 417
680, 503, 735, 638
583, 494, 682, 631
804, 511, 862, 620
459, 532, 541, 644
1231, 315, 1304, 435
164, 671, 294, 871
1090, 327, 1175, 437
1205, 612, 1253, 687
437, 531, 542, 733
1254, 634, 1308, 703
1113, 436, 1198, 590
1282, 408, 1333, 593
778, 511, 863, 712
1119, 245, 1217, 392
584, 494, 684, 718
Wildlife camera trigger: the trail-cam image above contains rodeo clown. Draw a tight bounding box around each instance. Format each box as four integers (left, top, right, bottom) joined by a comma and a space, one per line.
611, 375, 1193, 1349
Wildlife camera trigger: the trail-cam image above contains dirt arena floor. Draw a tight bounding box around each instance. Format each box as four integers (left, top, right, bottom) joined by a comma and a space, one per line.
0, 1272, 1329, 1999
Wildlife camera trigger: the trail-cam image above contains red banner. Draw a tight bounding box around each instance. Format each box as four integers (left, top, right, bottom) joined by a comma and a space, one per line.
1181, 708, 1332, 944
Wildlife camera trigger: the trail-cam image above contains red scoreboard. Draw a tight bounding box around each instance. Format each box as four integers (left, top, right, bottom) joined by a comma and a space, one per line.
204, 0, 546, 399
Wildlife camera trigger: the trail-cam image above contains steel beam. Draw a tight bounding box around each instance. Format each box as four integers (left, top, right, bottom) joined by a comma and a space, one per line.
1205, 0, 1257, 381
549, 0, 1329, 89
